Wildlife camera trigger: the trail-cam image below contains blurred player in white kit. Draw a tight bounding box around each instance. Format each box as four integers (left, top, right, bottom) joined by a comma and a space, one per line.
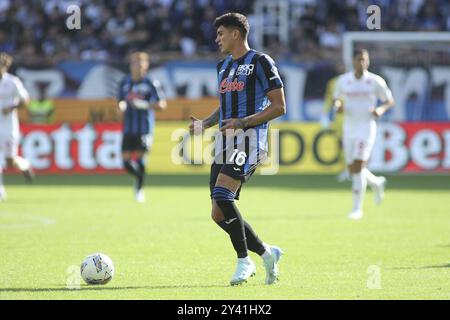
333, 49, 395, 220
0, 52, 34, 201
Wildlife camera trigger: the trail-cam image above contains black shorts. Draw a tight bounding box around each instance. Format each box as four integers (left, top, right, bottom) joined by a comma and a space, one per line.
121, 134, 153, 152
209, 143, 262, 200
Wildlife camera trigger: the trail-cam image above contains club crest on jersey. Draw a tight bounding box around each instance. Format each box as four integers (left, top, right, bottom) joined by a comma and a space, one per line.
236, 64, 254, 76
219, 79, 245, 93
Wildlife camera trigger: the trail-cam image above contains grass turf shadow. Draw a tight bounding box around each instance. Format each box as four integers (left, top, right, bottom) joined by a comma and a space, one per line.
0, 283, 263, 293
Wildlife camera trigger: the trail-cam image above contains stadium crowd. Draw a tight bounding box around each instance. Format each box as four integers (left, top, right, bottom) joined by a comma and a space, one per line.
0, 0, 449, 66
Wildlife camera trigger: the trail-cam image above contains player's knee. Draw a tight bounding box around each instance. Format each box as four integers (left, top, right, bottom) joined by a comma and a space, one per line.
350, 162, 363, 174
212, 186, 236, 219
122, 153, 131, 161
136, 151, 146, 159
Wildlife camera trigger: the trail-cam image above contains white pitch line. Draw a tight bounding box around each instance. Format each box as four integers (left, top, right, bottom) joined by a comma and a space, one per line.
0, 212, 56, 229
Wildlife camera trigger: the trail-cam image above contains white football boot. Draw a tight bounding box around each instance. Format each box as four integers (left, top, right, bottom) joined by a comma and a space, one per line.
135, 188, 145, 203
263, 245, 284, 285
230, 257, 256, 286
374, 176, 387, 206
0, 186, 6, 201
348, 209, 363, 220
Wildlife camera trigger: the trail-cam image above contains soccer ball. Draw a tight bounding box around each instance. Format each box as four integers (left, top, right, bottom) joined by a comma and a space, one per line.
80, 253, 114, 285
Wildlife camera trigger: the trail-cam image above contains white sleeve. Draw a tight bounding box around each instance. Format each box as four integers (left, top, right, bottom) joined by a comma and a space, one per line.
332, 76, 343, 100
374, 76, 393, 102
13, 77, 30, 101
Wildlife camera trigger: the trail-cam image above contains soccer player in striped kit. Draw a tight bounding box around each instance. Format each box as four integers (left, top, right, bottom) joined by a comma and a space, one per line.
117, 52, 166, 203
190, 13, 286, 285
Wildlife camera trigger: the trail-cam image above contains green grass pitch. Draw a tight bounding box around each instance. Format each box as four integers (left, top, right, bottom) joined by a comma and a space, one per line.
0, 174, 449, 300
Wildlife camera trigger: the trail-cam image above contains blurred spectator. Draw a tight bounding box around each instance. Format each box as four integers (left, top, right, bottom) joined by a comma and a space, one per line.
1, 0, 448, 66
319, 19, 342, 49
27, 83, 55, 124
416, 0, 444, 31
0, 30, 15, 53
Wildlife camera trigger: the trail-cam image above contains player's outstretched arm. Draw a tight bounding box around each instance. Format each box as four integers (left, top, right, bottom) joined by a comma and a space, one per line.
189, 107, 220, 134
220, 87, 286, 131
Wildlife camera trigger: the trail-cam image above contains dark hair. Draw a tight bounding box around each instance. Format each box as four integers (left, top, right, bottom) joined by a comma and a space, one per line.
129, 51, 150, 62
353, 48, 369, 58
214, 12, 249, 38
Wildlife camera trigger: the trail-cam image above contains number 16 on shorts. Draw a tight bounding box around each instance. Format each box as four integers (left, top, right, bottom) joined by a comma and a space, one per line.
229, 149, 247, 166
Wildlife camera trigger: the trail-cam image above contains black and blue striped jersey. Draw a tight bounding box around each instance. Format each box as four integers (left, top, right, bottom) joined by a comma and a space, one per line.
117, 75, 163, 135
216, 49, 283, 152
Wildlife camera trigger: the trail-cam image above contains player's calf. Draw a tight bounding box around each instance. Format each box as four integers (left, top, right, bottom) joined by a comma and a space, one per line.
212, 186, 248, 259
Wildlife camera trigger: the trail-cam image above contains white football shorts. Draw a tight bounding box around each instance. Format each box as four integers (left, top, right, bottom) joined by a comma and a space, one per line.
343, 125, 376, 164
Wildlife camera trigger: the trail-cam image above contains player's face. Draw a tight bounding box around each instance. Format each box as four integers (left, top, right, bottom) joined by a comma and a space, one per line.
0, 62, 8, 75
215, 26, 235, 54
0, 54, 12, 75
353, 52, 370, 73
130, 56, 149, 77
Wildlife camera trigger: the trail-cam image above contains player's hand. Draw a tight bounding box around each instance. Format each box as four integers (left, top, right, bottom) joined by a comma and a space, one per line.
220, 118, 246, 133
370, 107, 382, 119
118, 101, 127, 112
189, 115, 203, 135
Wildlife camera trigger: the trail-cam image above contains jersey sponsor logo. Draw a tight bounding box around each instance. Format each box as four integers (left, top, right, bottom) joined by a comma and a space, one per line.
125, 92, 145, 100
343, 90, 372, 97
219, 79, 245, 93
236, 64, 254, 76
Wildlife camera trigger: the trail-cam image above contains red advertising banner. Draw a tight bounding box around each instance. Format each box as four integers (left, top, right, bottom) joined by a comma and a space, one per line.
10, 122, 450, 174
402, 123, 450, 173
18, 123, 123, 174
370, 122, 450, 173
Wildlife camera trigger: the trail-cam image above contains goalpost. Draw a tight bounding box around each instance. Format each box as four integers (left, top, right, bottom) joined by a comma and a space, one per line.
342, 32, 450, 122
